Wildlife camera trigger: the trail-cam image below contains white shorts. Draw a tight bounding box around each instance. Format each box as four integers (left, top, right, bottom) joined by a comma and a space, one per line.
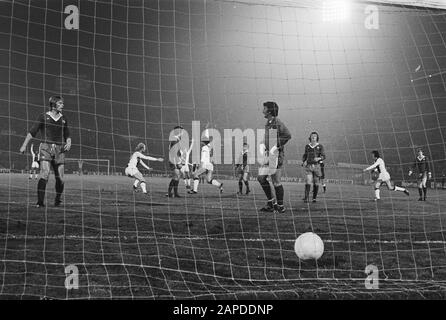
180, 164, 190, 174
201, 162, 213, 171
125, 166, 139, 177
31, 161, 39, 169
378, 172, 390, 182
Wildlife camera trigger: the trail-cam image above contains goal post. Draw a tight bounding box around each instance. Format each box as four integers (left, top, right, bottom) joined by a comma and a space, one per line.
65, 158, 110, 176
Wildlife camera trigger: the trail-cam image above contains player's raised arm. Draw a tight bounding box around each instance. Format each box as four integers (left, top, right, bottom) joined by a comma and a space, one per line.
137, 152, 163, 162
364, 159, 380, 172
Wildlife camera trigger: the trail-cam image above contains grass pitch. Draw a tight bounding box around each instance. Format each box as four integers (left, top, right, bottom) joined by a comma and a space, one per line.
0, 174, 445, 299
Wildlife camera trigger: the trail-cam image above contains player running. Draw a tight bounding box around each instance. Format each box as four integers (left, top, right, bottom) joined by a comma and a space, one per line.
235, 143, 251, 195
166, 126, 185, 198
408, 148, 431, 201
188, 135, 224, 194
302, 132, 325, 203
257, 101, 291, 213
363, 150, 409, 201
125, 143, 163, 195
20, 96, 71, 207
29, 143, 40, 180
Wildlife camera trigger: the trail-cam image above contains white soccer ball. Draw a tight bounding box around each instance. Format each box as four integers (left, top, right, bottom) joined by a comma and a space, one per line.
294, 232, 324, 260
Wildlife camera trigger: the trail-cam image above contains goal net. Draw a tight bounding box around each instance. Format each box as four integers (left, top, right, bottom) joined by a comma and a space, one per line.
65, 158, 111, 176
0, 0, 445, 299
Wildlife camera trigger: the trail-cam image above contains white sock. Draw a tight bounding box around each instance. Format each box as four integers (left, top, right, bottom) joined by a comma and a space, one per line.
133, 180, 139, 188
140, 182, 147, 193
394, 186, 405, 192
187, 179, 191, 187
211, 179, 221, 187
193, 179, 199, 192
375, 189, 380, 199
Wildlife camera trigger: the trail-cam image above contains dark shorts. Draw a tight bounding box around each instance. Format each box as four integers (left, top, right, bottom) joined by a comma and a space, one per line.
39, 143, 65, 165
169, 163, 182, 171
277, 154, 284, 169
305, 163, 322, 178
417, 172, 428, 184
237, 165, 250, 175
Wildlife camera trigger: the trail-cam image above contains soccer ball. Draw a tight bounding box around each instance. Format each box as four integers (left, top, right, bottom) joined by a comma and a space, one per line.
294, 232, 324, 260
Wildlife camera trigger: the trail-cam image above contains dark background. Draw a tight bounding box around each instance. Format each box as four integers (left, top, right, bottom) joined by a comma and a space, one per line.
0, 0, 445, 178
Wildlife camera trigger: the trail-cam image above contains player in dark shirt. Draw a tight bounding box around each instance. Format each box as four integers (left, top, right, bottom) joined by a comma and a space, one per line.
166, 125, 184, 198
20, 96, 71, 207
235, 143, 250, 195
302, 132, 325, 203
408, 148, 431, 201
257, 101, 291, 213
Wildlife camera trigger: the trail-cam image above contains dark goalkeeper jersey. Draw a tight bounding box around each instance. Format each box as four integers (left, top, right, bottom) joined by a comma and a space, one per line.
412, 156, 430, 174
263, 117, 291, 153
302, 143, 326, 165
29, 111, 70, 145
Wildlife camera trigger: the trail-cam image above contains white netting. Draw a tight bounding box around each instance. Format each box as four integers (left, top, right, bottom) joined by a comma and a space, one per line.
0, 0, 445, 299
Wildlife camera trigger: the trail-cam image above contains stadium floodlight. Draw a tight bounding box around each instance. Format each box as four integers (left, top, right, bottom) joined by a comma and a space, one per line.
322, 0, 351, 22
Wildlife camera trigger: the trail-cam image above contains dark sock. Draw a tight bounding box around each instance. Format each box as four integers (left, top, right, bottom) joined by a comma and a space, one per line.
244, 180, 250, 191
238, 181, 243, 193
423, 187, 427, 198
313, 185, 319, 200
168, 179, 175, 194
418, 188, 423, 198
172, 180, 179, 195
37, 178, 47, 204
259, 179, 272, 200
274, 185, 284, 205
304, 184, 311, 199
55, 177, 64, 201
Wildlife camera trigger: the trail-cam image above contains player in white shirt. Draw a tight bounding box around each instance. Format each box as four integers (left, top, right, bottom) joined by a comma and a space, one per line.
363, 150, 409, 201
188, 137, 223, 194
125, 143, 163, 195
29, 143, 40, 180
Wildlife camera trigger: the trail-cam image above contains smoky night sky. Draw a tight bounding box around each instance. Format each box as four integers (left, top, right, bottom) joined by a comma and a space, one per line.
0, 0, 445, 176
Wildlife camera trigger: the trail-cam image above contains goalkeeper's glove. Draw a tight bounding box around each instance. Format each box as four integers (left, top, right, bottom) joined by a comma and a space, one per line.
259, 143, 266, 156
270, 145, 278, 155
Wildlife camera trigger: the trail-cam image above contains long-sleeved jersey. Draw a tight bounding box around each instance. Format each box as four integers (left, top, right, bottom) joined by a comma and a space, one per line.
127, 151, 152, 169
302, 143, 326, 165
411, 155, 430, 174
201, 144, 213, 165
29, 111, 70, 145
365, 158, 388, 174
263, 117, 291, 153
